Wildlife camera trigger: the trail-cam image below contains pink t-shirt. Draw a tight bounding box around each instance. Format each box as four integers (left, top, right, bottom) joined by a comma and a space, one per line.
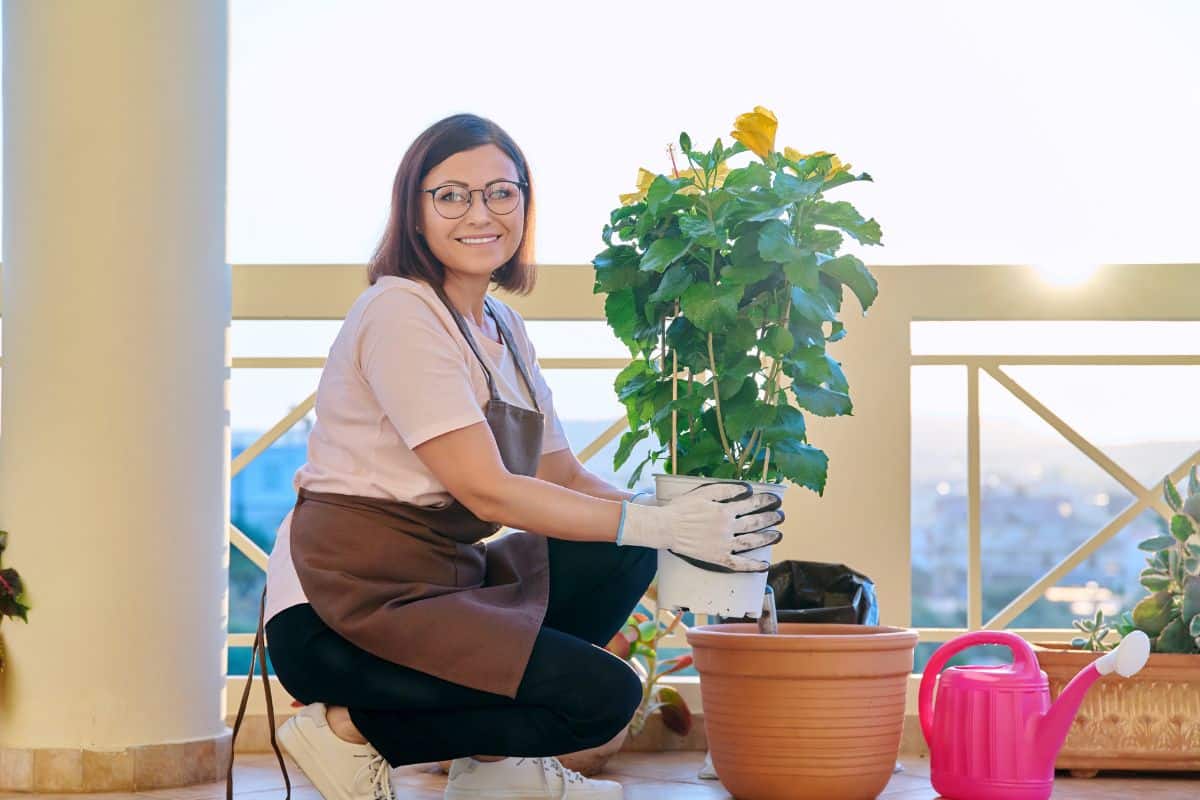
265, 275, 570, 621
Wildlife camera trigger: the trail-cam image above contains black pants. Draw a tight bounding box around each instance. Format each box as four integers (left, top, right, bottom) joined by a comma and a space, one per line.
266, 536, 657, 767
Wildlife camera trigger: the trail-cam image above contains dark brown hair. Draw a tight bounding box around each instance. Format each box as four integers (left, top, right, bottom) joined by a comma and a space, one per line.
367, 114, 536, 294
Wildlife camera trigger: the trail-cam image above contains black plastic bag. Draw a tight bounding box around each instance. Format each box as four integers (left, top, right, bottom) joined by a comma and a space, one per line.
717, 560, 879, 625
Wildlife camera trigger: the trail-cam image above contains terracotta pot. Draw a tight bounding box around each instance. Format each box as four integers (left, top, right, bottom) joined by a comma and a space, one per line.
687, 622, 917, 800
1035, 643, 1200, 774
435, 726, 627, 777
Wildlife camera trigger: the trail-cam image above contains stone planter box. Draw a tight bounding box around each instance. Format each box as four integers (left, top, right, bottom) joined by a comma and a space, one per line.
1036, 643, 1200, 775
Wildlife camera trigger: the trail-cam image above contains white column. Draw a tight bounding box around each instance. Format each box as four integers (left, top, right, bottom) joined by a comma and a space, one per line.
0, 0, 229, 759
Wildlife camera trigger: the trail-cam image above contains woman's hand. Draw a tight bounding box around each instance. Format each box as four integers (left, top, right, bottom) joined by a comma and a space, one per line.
616, 482, 785, 572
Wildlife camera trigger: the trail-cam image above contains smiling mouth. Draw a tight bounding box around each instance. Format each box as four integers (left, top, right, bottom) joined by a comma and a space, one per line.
457, 235, 501, 245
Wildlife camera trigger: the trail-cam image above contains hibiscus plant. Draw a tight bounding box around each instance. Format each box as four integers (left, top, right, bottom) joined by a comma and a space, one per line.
0, 530, 30, 672
593, 106, 883, 493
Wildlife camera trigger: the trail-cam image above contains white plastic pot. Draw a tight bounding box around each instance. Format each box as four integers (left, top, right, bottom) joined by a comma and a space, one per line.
653, 473, 787, 618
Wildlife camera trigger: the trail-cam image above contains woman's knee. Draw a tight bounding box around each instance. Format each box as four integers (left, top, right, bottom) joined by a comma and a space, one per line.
568, 654, 643, 747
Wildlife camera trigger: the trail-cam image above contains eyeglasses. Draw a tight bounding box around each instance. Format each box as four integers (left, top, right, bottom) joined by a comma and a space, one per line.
419, 179, 527, 219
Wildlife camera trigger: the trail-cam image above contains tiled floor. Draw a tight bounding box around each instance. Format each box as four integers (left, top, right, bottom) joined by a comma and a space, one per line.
5, 752, 1198, 799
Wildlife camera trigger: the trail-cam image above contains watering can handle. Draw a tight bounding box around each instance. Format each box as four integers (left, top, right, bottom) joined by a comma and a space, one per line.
917, 630, 1039, 747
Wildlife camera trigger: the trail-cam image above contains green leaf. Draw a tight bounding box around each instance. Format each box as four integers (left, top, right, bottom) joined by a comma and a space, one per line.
646, 174, 691, 215
763, 405, 807, 442
764, 326, 795, 356
1156, 617, 1197, 654
636, 618, 658, 643
680, 282, 742, 332
648, 262, 695, 304
1132, 591, 1173, 636
1071, 637, 1088, 649
1171, 513, 1196, 543
803, 228, 844, 254
784, 346, 832, 386
614, 428, 649, 471
722, 162, 772, 193
1165, 478, 1183, 512
1140, 575, 1171, 591
679, 131, 691, 152
678, 214, 716, 240
820, 254, 878, 312
790, 285, 838, 323
1189, 465, 1200, 496
593, 245, 642, 293
783, 252, 819, 290
1190, 615, 1200, 638
1138, 535, 1177, 552
773, 172, 823, 203
640, 238, 690, 273
771, 439, 829, 495
1183, 575, 1200, 621
0, 530, 7, 553
756, 220, 796, 263
811, 200, 884, 245
790, 383, 853, 417
722, 259, 776, 285
605, 289, 639, 351
614, 360, 657, 402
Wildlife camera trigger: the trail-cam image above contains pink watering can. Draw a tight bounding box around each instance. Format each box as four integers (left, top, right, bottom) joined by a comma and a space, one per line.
919, 629, 1151, 800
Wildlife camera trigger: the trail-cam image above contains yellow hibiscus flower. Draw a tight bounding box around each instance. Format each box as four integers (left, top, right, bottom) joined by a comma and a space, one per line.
619, 163, 731, 206
731, 106, 778, 160
783, 147, 852, 179
619, 168, 657, 206
677, 162, 731, 195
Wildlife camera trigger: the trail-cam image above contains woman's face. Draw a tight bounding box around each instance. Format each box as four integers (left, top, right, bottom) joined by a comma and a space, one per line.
419, 144, 525, 283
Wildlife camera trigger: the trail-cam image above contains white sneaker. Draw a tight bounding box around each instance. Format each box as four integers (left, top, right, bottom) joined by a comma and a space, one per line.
443, 756, 623, 799
277, 702, 394, 800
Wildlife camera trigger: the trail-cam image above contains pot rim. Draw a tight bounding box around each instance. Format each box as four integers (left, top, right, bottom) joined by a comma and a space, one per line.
1034, 641, 1200, 662
652, 472, 786, 494
686, 622, 919, 652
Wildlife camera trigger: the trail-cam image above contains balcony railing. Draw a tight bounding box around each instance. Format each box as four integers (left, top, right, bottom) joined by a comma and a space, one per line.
2, 261, 1161, 705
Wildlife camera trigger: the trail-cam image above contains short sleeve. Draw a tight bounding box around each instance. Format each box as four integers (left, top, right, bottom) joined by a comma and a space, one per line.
357, 289, 487, 449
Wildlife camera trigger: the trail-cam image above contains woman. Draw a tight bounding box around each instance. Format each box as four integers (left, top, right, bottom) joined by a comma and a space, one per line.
259, 114, 783, 800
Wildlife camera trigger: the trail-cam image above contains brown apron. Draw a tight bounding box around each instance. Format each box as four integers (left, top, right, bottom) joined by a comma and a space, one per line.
288, 290, 550, 699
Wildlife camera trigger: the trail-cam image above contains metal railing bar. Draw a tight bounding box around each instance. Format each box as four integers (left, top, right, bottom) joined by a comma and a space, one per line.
966, 366, 982, 630
231, 392, 317, 478
230, 522, 269, 570
576, 418, 630, 465
985, 448, 1199, 629
912, 355, 1200, 366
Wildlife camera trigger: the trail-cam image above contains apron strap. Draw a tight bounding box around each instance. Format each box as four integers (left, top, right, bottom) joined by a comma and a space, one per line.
484, 296, 541, 413
432, 286, 501, 404
227, 587, 291, 800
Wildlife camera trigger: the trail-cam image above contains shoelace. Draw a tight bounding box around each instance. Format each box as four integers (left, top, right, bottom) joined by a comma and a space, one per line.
516, 757, 586, 800
353, 753, 393, 800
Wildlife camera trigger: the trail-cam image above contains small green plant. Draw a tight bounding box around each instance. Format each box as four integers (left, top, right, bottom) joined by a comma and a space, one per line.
1073, 467, 1200, 654
0, 530, 31, 672
593, 105, 882, 493
605, 600, 695, 737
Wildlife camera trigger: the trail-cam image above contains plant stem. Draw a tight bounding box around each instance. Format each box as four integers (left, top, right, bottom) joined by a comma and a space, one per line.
707, 332, 734, 465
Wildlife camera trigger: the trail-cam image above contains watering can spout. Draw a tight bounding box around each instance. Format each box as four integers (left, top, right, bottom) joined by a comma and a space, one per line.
1033, 631, 1151, 766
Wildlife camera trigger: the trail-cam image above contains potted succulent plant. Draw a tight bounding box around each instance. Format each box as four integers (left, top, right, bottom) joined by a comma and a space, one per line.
594, 107, 916, 800
0, 529, 31, 674
593, 105, 882, 618
1035, 468, 1200, 776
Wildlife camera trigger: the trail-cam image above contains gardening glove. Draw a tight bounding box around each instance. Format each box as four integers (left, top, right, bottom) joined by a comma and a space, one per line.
627, 490, 659, 507
629, 486, 785, 555
616, 482, 785, 573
